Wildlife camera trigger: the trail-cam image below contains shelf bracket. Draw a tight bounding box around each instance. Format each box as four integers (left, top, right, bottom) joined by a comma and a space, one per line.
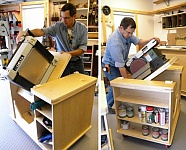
164, 0, 170, 6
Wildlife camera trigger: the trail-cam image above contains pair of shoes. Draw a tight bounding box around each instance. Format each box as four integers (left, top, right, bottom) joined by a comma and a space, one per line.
108, 108, 115, 114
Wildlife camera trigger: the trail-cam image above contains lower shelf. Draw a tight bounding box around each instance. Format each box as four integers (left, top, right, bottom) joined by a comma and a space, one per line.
117, 123, 170, 146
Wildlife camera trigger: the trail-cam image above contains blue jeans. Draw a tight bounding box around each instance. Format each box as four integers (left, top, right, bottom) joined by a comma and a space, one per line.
102, 63, 121, 108
62, 58, 84, 77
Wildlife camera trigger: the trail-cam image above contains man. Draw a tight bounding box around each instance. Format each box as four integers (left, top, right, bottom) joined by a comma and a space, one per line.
102, 17, 160, 114
16, 3, 88, 77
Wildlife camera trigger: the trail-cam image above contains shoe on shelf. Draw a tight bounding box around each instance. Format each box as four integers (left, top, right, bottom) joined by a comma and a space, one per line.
108, 108, 115, 114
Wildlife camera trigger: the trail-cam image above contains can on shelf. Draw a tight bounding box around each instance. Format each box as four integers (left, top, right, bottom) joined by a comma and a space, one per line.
152, 127, 160, 139
118, 104, 126, 118
159, 108, 165, 125
138, 105, 142, 120
141, 105, 146, 123
161, 129, 168, 141
142, 125, 149, 136
165, 108, 169, 124
154, 108, 159, 124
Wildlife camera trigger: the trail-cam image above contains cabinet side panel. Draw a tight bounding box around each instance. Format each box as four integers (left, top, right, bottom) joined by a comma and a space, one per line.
52, 85, 96, 149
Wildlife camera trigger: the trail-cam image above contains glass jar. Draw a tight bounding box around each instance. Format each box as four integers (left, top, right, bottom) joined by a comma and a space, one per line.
118, 104, 126, 118
142, 125, 149, 136
127, 106, 134, 118
152, 127, 160, 139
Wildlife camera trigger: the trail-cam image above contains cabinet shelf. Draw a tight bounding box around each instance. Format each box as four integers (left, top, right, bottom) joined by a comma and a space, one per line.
115, 94, 169, 108
84, 52, 92, 55
153, 0, 165, 4
77, 8, 88, 11
117, 126, 169, 145
117, 116, 169, 129
36, 104, 52, 120
76, 18, 87, 21
162, 12, 186, 29
36, 116, 53, 133
88, 25, 98, 28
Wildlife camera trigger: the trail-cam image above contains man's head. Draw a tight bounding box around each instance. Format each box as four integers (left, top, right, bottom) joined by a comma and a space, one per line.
61, 3, 76, 29
119, 17, 136, 39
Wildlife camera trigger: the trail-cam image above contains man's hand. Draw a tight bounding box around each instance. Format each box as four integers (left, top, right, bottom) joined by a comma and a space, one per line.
103, 64, 110, 74
16, 31, 25, 44
152, 37, 160, 45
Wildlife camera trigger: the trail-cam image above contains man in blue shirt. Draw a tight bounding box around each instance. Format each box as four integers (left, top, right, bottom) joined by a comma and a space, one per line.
102, 17, 160, 114
16, 3, 87, 77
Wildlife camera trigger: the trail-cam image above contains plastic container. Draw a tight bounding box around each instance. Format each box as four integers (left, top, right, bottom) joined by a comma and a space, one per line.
146, 106, 154, 124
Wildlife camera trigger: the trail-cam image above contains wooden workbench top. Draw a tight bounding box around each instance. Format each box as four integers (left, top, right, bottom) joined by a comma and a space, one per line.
31, 73, 97, 105
157, 46, 186, 52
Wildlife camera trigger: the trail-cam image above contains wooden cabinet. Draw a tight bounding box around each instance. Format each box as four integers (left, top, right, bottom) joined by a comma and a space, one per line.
9, 73, 97, 150
110, 78, 181, 147
32, 73, 97, 149
162, 12, 186, 29
7, 52, 97, 149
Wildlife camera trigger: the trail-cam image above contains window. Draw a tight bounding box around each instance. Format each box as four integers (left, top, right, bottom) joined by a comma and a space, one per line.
22, 4, 44, 42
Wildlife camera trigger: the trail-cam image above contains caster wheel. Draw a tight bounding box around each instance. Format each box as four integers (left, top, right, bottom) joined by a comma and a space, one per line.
122, 134, 127, 138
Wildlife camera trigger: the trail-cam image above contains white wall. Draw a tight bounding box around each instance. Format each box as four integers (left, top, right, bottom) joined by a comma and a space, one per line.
101, 0, 186, 45
101, 0, 154, 43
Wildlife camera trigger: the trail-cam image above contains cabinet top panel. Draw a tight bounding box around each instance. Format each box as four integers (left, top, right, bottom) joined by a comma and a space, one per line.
31, 73, 97, 104
110, 78, 176, 92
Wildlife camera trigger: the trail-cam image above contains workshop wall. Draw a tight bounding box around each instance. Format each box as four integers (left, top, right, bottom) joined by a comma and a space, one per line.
101, 0, 154, 44
153, 0, 186, 43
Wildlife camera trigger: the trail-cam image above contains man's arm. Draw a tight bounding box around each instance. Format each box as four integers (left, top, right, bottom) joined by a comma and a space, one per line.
119, 67, 128, 78
16, 29, 45, 43
138, 37, 160, 46
61, 49, 84, 56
